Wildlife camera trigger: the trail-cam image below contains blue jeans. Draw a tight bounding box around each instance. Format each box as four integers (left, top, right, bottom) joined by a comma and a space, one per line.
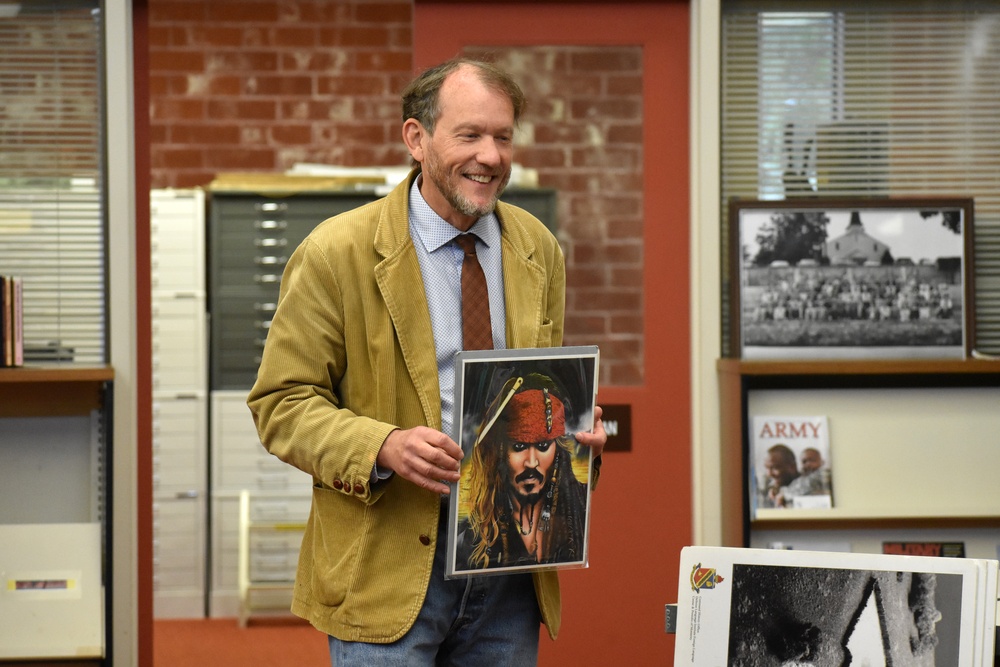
328, 504, 541, 666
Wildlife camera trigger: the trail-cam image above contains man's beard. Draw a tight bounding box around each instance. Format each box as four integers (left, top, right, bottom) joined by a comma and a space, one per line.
511, 468, 546, 506
424, 150, 510, 219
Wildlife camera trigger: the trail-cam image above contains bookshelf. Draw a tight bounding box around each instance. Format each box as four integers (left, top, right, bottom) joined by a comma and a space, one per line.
0, 365, 113, 664
718, 358, 1000, 551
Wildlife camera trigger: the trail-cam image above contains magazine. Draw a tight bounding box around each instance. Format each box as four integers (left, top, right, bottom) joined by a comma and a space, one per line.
446, 346, 599, 578
673, 545, 999, 667
750, 414, 832, 516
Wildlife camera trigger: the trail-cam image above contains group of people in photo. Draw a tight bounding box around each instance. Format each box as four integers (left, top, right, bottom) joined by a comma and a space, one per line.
750, 269, 956, 325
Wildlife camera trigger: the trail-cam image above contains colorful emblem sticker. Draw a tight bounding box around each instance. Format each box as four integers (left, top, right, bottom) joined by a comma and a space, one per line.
690, 563, 724, 593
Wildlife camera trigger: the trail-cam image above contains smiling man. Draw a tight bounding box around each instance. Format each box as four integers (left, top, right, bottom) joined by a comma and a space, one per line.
247, 57, 606, 667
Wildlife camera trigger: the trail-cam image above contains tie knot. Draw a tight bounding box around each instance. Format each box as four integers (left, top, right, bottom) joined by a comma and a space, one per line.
454, 233, 479, 257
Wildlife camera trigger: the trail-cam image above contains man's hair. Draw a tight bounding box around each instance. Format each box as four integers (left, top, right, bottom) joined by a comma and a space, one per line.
464, 372, 576, 569
401, 56, 526, 134
767, 444, 796, 467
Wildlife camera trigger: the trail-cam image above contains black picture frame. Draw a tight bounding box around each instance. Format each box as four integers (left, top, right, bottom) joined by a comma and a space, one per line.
728, 198, 974, 360
446, 346, 599, 578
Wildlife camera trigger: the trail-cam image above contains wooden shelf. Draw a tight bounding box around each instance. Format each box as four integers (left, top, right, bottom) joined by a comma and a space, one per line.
717, 357, 1000, 547
0, 365, 114, 417
718, 357, 1000, 378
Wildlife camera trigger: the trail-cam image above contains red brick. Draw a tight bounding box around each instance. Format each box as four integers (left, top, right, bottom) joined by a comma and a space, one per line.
607, 74, 643, 97
516, 146, 569, 170
206, 99, 277, 121
570, 49, 642, 73
570, 98, 642, 122
204, 147, 277, 170
570, 145, 641, 170
564, 314, 609, 336
149, 49, 205, 73
269, 125, 313, 145
269, 26, 320, 48
247, 75, 314, 96
355, 2, 412, 24
149, 1, 206, 23
319, 26, 393, 49
206, 2, 280, 23
169, 124, 241, 145
153, 147, 203, 169
318, 75, 387, 97
151, 98, 204, 121
187, 26, 243, 48
354, 50, 411, 73
608, 124, 643, 144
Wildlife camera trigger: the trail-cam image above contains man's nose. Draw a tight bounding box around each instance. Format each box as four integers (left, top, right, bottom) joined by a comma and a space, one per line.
526, 447, 539, 467
476, 137, 503, 167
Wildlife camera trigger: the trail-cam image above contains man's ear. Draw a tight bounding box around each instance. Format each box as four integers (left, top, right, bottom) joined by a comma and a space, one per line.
402, 118, 426, 163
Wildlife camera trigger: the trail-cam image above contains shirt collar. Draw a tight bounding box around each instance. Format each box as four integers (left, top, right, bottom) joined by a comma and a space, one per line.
409, 174, 502, 253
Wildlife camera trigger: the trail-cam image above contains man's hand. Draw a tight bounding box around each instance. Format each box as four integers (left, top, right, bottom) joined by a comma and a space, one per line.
575, 404, 607, 458
376, 426, 463, 495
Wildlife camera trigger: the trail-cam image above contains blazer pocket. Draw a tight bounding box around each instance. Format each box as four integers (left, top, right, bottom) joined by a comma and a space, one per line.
537, 319, 553, 347
310, 483, 364, 608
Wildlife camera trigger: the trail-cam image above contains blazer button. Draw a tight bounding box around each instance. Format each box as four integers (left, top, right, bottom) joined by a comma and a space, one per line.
332, 479, 343, 490
419, 534, 431, 546
353, 483, 365, 495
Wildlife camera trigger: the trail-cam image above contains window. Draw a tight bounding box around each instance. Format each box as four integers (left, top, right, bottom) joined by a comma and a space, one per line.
722, 3, 1000, 356
0, 1, 105, 364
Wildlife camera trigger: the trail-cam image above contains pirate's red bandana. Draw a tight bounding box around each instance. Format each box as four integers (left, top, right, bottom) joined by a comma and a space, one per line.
505, 388, 566, 441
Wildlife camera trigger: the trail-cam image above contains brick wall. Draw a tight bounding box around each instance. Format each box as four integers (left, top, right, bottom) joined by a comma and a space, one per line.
148, 0, 413, 187
148, 1, 644, 385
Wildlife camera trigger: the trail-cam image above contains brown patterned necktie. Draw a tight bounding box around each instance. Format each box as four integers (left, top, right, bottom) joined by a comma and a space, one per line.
455, 233, 493, 350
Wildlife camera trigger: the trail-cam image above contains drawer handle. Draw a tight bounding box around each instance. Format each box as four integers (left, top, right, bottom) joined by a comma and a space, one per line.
254, 219, 287, 230
254, 274, 281, 284
255, 237, 287, 248
255, 256, 287, 266
255, 202, 288, 213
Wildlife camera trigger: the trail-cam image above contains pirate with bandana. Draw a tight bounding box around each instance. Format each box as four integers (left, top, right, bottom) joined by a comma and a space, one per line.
458, 372, 590, 570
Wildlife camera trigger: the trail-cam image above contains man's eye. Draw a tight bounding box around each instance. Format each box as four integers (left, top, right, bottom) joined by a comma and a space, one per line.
536, 441, 553, 452
512, 442, 528, 452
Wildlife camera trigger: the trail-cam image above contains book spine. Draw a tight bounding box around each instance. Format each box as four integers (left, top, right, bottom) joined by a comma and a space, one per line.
0, 275, 9, 368
12, 276, 23, 367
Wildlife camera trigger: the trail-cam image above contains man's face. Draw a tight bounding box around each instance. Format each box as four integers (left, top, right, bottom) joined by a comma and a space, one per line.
764, 452, 798, 487
413, 65, 514, 230
801, 449, 823, 474
506, 438, 557, 506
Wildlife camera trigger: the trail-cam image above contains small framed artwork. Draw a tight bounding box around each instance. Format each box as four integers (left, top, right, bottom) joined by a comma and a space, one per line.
729, 198, 974, 360
446, 346, 599, 578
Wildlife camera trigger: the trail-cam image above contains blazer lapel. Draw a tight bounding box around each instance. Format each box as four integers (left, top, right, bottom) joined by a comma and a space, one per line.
498, 207, 546, 349
373, 171, 442, 429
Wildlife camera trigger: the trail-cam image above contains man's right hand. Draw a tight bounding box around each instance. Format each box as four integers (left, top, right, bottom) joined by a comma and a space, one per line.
376, 426, 463, 495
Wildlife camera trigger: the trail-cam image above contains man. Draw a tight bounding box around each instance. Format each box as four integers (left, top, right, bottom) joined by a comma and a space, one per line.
459, 372, 590, 570
247, 57, 606, 666
759, 443, 801, 508
799, 447, 832, 496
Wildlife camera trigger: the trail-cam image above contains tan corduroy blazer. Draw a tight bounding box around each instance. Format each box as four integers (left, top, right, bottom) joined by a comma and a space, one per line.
247, 169, 567, 643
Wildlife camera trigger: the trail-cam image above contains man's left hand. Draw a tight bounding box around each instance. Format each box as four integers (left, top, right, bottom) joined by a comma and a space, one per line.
575, 405, 607, 458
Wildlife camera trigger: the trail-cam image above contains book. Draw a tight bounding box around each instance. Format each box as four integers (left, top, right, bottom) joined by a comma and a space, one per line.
0, 276, 24, 368
673, 545, 999, 667
749, 414, 832, 516
446, 345, 599, 577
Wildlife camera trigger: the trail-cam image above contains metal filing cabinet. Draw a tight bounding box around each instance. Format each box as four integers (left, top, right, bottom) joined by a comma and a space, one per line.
150, 188, 209, 618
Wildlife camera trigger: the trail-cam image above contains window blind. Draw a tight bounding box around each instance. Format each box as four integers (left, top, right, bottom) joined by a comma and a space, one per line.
721, 2, 1000, 357
0, 1, 105, 365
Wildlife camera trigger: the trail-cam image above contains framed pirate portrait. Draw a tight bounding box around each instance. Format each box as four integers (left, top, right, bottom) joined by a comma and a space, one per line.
446, 346, 599, 578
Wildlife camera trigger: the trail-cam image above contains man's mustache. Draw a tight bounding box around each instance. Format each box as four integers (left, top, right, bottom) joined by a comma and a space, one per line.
515, 469, 544, 484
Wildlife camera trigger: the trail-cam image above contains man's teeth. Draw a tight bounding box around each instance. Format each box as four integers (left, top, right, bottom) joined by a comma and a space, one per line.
467, 174, 491, 183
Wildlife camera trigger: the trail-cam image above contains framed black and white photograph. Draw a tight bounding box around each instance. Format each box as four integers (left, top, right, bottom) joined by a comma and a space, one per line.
446, 346, 599, 578
729, 198, 974, 360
